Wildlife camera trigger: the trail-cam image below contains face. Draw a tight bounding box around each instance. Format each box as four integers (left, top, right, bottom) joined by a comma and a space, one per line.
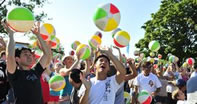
63, 56, 74, 68
16, 50, 34, 68
177, 90, 185, 100
95, 57, 110, 74
142, 66, 151, 76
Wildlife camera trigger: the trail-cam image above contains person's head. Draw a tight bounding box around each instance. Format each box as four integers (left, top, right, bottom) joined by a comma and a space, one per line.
141, 61, 152, 76
172, 89, 185, 101
94, 54, 110, 75
15, 47, 33, 69
69, 69, 83, 88
176, 79, 186, 92
62, 55, 74, 68
0, 51, 6, 60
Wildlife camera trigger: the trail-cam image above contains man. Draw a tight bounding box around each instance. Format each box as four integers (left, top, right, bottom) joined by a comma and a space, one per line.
187, 75, 197, 103
132, 61, 162, 104
80, 47, 126, 104
3, 21, 51, 104
69, 69, 91, 104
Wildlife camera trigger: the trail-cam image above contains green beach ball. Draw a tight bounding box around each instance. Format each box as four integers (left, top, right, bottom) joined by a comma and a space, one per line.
7, 7, 35, 32
148, 41, 160, 52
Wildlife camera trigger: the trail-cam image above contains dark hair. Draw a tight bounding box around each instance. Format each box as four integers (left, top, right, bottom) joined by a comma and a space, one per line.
0, 51, 5, 58
141, 61, 152, 68
69, 69, 83, 83
15, 47, 32, 57
94, 54, 110, 65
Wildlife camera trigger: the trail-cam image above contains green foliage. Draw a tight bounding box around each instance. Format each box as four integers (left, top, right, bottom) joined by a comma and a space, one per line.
136, 0, 197, 64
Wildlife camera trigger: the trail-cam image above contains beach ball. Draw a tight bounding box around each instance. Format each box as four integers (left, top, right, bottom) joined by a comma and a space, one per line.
124, 92, 131, 104
40, 23, 56, 41
137, 90, 152, 104
169, 55, 175, 63
148, 41, 160, 52
49, 75, 66, 91
7, 7, 35, 32
175, 56, 179, 62
112, 28, 121, 38
76, 44, 91, 60
149, 52, 155, 57
34, 50, 43, 59
69, 50, 75, 56
158, 54, 162, 59
113, 30, 130, 48
89, 35, 102, 50
48, 35, 58, 48
93, 3, 120, 32
71, 41, 81, 50
95, 31, 102, 38
186, 58, 195, 65
182, 62, 188, 68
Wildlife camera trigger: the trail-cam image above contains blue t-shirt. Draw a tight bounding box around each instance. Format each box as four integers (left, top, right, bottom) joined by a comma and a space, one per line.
60, 76, 73, 96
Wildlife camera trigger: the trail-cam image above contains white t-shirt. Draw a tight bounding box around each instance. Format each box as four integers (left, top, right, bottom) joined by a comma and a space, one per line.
177, 100, 187, 104
190, 71, 197, 78
133, 73, 162, 94
81, 75, 121, 104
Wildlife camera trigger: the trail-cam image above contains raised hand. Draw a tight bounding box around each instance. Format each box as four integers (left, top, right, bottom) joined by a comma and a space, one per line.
31, 22, 40, 36
127, 58, 135, 65
1, 20, 14, 35
80, 73, 91, 89
0, 36, 6, 48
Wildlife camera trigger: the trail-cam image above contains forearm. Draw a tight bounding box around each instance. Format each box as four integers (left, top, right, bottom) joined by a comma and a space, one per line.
36, 34, 50, 56
61, 59, 80, 76
79, 89, 90, 104
6, 34, 15, 57
125, 64, 137, 81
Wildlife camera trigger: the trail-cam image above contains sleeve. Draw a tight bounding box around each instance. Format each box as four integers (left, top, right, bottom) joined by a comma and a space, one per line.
155, 76, 162, 88
133, 76, 139, 86
7, 67, 18, 81
33, 62, 45, 78
111, 75, 122, 90
78, 84, 86, 97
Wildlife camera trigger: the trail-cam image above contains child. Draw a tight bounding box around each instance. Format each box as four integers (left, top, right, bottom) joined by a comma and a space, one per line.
172, 89, 187, 104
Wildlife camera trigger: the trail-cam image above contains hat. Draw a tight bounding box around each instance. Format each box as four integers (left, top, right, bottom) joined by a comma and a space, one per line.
176, 79, 186, 87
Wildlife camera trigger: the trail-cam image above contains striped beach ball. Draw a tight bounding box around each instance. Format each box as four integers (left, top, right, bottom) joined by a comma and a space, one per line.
186, 58, 195, 65
93, 3, 120, 32
113, 30, 130, 48
40, 23, 56, 41
124, 92, 131, 104
137, 90, 152, 104
148, 41, 160, 52
49, 75, 66, 91
71, 41, 81, 50
95, 31, 102, 38
89, 35, 102, 50
76, 44, 91, 60
7, 7, 35, 32
169, 55, 175, 63
112, 28, 121, 38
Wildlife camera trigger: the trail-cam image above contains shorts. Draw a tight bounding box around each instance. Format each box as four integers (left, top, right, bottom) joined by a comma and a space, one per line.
49, 96, 59, 102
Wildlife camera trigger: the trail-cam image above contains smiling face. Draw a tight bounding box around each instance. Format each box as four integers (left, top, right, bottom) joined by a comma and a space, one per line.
16, 49, 34, 70
95, 56, 110, 74
63, 56, 74, 68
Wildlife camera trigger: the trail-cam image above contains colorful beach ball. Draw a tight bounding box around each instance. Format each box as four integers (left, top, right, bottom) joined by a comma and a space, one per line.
112, 28, 121, 38
149, 52, 155, 57
89, 35, 102, 50
148, 41, 160, 52
186, 58, 195, 65
93, 3, 120, 32
113, 30, 130, 48
49, 75, 66, 91
71, 41, 81, 50
48, 35, 58, 48
169, 55, 175, 63
7, 7, 35, 32
158, 54, 162, 59
76, 44, 91, 60
40, 23, 56, 41
137, 90, 152, 104
95, 31, 102, 38
34, 49, 43, 59
124, 92, 131, 104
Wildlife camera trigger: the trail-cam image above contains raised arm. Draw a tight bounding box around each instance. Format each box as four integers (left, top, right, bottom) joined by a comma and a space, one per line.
124, 58, 137, 81
113, 46, 122, 62
31, 22, 52, 69
100, 47, 126, 84
2, 21, 16, 74
82, 58, 91, 76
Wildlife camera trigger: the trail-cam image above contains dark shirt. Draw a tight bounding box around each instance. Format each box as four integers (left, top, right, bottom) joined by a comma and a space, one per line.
70, 86, 81, 104
0, 60, 9, 99
8, 63, 44, 104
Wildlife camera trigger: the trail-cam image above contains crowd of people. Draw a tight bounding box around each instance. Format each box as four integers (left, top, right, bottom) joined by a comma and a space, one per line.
0, 20, 197, 104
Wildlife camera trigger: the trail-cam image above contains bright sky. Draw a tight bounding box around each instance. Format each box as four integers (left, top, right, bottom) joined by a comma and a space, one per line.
15, 0, 161, 57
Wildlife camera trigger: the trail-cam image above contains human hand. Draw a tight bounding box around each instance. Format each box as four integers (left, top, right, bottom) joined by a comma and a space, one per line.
80, 73, 91, 89
31, 22, 40, 36
0, 36, 6, 48
1, 20, 14, 35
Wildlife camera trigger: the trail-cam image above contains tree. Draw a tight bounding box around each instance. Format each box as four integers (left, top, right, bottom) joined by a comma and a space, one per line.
136, 0, 197, 63
0, 0, 48, 34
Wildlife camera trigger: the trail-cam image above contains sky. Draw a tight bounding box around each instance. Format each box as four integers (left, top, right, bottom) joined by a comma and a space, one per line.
14, 0, 161, 57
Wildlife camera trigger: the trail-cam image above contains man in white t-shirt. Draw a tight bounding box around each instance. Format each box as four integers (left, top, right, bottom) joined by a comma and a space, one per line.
132, 61, 162, 104
79, 47, 126, 104
190, 66, 197, 78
